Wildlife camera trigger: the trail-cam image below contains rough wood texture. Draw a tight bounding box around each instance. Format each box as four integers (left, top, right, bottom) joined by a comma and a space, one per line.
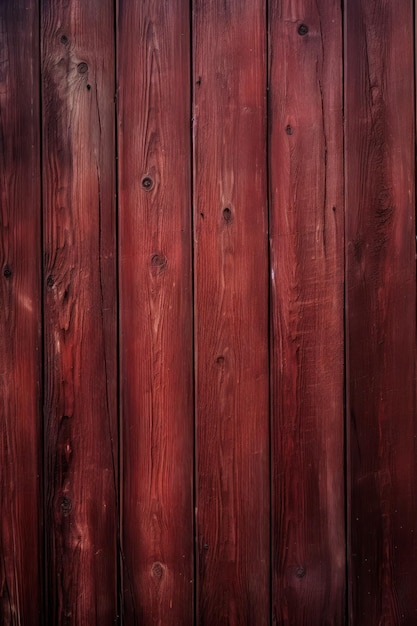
42, 1, 118, 623
0, 2, 42, 624
193, 2, 270, 623
118, 1, 194, 623
345, 1, 417, 623
269, 2, 345, 623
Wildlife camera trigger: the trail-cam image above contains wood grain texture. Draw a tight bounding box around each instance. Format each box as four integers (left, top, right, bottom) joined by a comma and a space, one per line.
345, 1, 417, 623
42, 1, 118, 623
118, 1, 194, 623
193, 2, 269, 623
0, 2, 42, 624
269, 2, 345, 623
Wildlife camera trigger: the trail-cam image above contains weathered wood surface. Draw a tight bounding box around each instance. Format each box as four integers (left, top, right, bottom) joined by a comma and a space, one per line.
42, 1, 118, 623
0, 1, 42, 624
269, 1, 345, 623
2, 2, 417, 623
118, 1, 194, 623
345, 1, 417, 623
193, 1, 270, 623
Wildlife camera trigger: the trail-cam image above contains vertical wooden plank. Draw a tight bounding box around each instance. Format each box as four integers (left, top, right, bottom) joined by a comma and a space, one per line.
269, 1, 345, 623
42, 1, 117, 623
0, 2, 42, 623
118, 1, 194, 623
345, 1, 417, 623
193, 2, 269, 623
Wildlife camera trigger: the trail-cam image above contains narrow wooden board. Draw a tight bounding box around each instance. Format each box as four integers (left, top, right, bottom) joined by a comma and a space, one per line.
269, 1, 345, 623
193, 2, 270, 623
0, 2, 42, 623
118, 1, 194, 623
345, 1, 417, 622
42, 1, 118, 623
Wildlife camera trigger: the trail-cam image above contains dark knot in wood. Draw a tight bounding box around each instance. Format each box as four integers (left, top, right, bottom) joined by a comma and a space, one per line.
151, 562, 164, 579
141, 176, 154, 191
77, 62, 88, 74
223, 207, 233, 223
60, 496, 72, 516
150, 253, 167, 274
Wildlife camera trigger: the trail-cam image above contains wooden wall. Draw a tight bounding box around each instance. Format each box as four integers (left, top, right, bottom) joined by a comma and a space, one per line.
0, 1, 415, 624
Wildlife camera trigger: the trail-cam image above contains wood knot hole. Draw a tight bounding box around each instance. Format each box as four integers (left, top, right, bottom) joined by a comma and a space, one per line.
60, 496, 72, 516
297, 23, 309, 36
151, 562, 164, 579
60, 34, 69, 45
141, 176, 154, 191
47, 275, 54, 287
77, 62, 88, 74
295, 566, 306, 579
285, 125, 293, 135
150, 253, 167, 274
216, 356, 225, 365
223, 207, 233, 223
3, 265, 12, 279
86, 84, 91, 91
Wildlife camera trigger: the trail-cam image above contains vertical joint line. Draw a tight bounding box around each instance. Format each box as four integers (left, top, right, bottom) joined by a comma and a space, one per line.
38, 0, 47, 621
266, 0, 273, 622
341, 0, 349, 623
190, 0, 197, 623
114, 0, 122, 622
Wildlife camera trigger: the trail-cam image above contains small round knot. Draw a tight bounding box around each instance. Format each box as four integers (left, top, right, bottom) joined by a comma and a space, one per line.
285, 125, 293, 135
3, 265, 12, 279
295, 566, 306, 579
297, 23, 309, 36
47, 275, 54, 287
77, 62, 88, 74
223, 207, 233, 223
150, 253, 167, 274
141, 176, 154, 191
203, 544, 209, 551
151, 562, 164, 579
60, 496, 72, 516
60, 34, 69, 45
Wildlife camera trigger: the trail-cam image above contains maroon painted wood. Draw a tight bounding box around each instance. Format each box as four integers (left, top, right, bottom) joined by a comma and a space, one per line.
345, 1, 417, 623
269, 1, 345, 623
118, 1, 194, 623
2, 3, 417, 622
42, 1, 118, 623
0, 2, 42, 623
193, 1, 270, 623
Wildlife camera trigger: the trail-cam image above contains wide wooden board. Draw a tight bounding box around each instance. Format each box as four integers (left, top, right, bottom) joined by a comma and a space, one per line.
345, 1, 417, 622
42, 1, 118, 622
193, 1, 270, 623
269, 1, 345, 623
118, 1, 194, 623
0, 1, 42, 623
